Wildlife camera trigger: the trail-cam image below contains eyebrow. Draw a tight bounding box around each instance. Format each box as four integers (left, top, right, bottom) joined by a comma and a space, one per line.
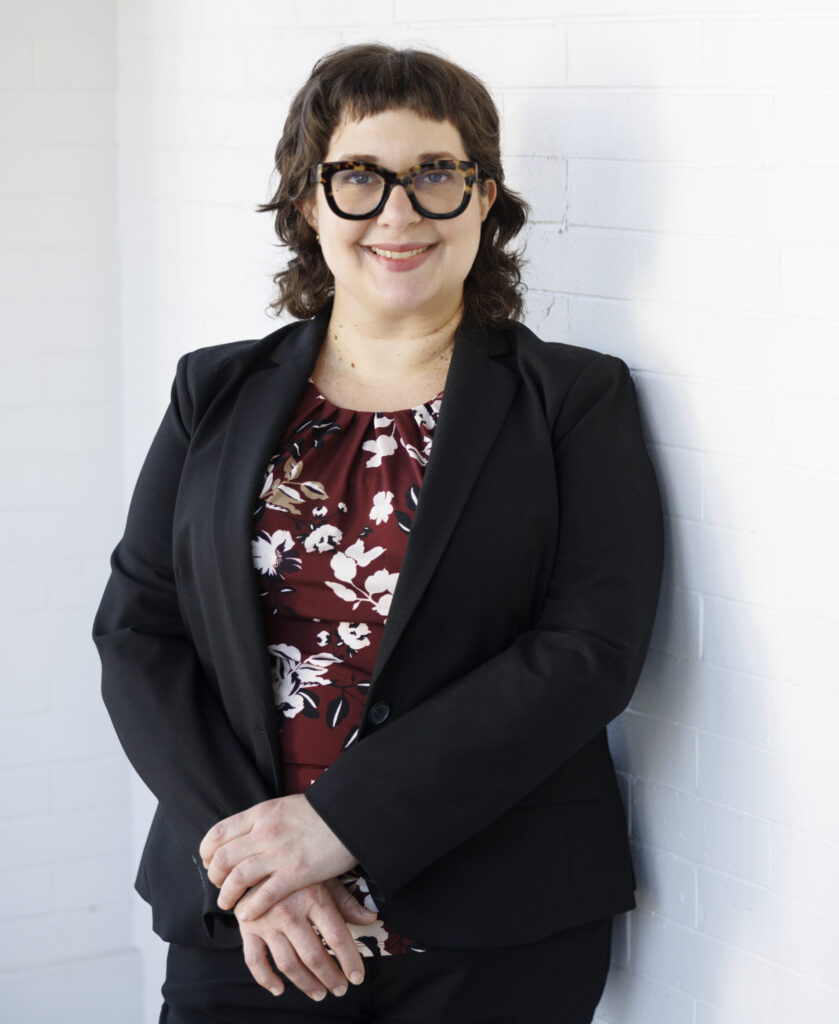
334, 151, 461, 164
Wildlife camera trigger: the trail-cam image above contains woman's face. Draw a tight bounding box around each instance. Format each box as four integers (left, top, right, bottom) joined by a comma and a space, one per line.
299, 108, 496, 326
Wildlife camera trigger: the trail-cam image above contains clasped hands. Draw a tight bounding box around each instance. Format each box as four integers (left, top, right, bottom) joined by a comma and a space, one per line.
199, 793, 374, 1003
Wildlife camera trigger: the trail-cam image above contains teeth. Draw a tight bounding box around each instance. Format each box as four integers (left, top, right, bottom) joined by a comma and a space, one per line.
370, 245, 431, 260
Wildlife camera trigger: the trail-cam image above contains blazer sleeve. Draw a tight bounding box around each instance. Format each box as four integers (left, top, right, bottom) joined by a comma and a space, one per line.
305, 353, 664, 899
92, 353, 275, 933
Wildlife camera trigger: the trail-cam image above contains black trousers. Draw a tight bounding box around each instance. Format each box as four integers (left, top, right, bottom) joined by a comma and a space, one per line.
160, 916, 612, 1024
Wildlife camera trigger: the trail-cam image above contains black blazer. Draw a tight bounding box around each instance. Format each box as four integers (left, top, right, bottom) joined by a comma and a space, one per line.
93, 308, 664, 950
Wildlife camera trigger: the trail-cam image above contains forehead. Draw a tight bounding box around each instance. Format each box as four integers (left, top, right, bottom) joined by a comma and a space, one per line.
325, 108, 468, 163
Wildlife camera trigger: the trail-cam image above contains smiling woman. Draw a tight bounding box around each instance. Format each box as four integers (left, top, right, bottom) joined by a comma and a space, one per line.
294, 108, 496, 364
94, 43, 664, 1024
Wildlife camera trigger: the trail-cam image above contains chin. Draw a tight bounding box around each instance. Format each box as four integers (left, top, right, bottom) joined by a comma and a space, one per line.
369, 283, 460, 320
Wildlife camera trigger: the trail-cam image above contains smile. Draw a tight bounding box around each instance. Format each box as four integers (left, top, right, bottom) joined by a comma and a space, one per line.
368, 245, 433, 261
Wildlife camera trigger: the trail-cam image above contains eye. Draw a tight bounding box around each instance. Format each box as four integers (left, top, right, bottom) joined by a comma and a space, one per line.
335, 169, 383, 188
418, 170, 455, 187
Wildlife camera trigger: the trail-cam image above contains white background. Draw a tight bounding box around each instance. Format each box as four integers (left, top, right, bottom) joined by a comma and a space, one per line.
1, 2, 838, 1022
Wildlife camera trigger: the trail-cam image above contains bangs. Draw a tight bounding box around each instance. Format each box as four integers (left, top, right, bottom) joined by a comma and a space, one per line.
314, 47, 480, 136
331, 51, 456, 122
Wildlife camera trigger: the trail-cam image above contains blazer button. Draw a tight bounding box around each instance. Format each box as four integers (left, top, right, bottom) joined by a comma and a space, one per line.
368, 701, 390, 725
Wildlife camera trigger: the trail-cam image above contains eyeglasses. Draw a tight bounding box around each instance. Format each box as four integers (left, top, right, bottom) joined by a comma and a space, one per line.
313, 159, 480, 220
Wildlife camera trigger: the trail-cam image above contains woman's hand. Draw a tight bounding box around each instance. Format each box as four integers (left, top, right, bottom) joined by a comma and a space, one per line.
237, 878, 376, 1001
199, 793, 357, 918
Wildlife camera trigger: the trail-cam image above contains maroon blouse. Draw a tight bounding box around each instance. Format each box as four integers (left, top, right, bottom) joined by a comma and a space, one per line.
251, 378, 442, 957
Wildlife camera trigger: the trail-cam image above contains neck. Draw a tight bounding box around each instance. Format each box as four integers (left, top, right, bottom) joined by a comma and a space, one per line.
320, 295, 461, 382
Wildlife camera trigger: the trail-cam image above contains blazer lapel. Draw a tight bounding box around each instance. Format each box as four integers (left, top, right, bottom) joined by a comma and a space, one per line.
371, 323, 519, 684
210, 313, 328, 781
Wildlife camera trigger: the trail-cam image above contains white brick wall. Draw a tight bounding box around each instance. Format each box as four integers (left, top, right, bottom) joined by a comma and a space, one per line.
0, 1, 139, 1021
4, 2, 838, 1021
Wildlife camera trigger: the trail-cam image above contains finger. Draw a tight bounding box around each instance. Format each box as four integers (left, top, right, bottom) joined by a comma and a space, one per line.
264, 930, 329, 1002
200, 810, 254, 867
310, 903, 366, 988
233, 883, 263, 923
233, 872, 300, 920
207, 837, 262, 891
326, 878, 378, 926
233, 877, 289, 925
284, 922, 349, 997
217, 854, 278, 911
241, 931, 285, 998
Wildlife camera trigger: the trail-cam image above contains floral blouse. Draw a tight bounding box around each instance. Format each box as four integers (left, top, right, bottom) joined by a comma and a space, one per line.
251, 378, 442, 957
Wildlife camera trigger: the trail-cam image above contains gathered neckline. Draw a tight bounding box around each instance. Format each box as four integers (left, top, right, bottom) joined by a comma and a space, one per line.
305, 378, 443, 416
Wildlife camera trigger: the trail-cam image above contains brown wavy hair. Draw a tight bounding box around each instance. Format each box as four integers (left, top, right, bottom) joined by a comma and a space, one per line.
257, 44, 529, 328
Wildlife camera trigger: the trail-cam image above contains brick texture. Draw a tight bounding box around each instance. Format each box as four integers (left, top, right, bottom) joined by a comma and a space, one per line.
3, 2, 837, 1022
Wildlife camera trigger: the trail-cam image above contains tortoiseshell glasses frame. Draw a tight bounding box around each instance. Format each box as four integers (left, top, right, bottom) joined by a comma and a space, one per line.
312, 159, 481, 220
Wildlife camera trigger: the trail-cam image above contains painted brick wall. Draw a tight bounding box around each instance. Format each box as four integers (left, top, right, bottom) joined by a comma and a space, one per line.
5, 2, 837, 1021
115, 5, 839, 1022
0, 1, 140, 1021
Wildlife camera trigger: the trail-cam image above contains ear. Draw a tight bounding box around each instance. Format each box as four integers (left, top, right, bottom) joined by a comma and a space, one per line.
294, 196, 318, 233
479, 179, 497, 222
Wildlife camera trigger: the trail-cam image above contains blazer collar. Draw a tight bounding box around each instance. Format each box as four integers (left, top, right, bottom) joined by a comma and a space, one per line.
209, 311, 519, 751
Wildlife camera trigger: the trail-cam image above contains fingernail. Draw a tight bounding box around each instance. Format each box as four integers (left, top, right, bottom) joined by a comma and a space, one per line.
333, 984, 347, 997
270, 988, 282, 998
350, 971, 364, 985
311, 990, 327, 1002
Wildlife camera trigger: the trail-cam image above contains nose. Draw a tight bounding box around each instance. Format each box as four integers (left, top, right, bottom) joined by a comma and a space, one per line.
378, 182, 422, 226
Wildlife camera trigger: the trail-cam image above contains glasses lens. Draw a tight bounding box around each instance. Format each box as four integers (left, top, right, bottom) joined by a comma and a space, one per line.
331, 167, 386, 217
412, 166, 467, 215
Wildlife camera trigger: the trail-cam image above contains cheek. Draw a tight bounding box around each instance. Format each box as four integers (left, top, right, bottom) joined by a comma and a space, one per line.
447, 216, 483, 267
319, 223, 366, 273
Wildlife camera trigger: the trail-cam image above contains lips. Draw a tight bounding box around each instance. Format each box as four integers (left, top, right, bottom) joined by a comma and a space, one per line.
365, 243, 436, 261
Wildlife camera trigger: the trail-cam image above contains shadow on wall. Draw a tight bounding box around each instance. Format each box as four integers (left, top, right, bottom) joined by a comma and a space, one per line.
508, 79, 697, 1018
512, 77, 780, 1019
534, 78, 793, 1021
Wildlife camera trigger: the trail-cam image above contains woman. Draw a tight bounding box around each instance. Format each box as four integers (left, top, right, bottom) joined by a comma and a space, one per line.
94, 44, 664, 1024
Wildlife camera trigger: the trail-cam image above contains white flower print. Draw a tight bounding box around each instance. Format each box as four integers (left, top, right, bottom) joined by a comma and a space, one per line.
366, 569, 398, 616
369, 491, 394, 525
330, 539, 386, 583
336, 621, 371, 651
268, 642, 341, 718
362, 433, 398, 468
353, 874, 381, 915
338, 501, 348, 512
333, 875, 390, 956
348, 917, 391, 957
259, 470, 274, 497
412, 402, 438, 432
347, 538, 386, 566
400, 437, 433, 467
251, 529, 301, 577
325, 540, 398, 616
316, 630, 330, 647
304, 523, 343, 553
366, 569, 398, 596
312, 505, 328, 518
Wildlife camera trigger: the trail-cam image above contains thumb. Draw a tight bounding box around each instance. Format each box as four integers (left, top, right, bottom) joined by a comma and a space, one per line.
327, 878, 378, 923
